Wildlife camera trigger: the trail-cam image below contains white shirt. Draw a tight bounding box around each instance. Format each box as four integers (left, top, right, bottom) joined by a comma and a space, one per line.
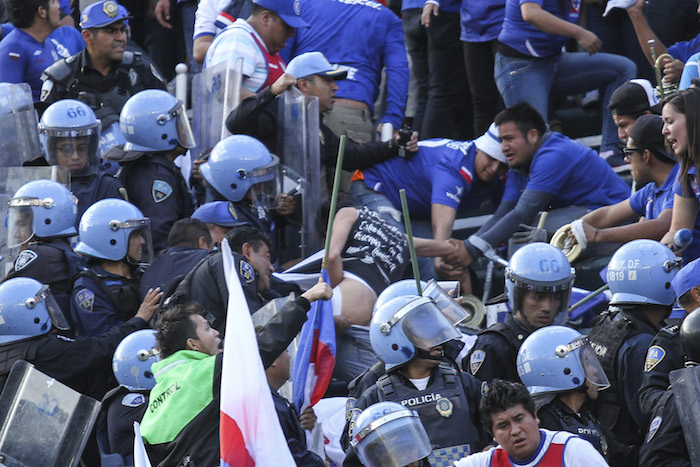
453, 430, 609, 467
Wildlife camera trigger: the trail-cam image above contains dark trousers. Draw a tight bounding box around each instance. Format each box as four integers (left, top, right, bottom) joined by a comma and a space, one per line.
402, 8, 428, 132
462, 39, 501, 136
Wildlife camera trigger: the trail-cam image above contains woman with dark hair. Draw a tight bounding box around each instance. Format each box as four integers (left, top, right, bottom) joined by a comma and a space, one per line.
660, 88, 700, 261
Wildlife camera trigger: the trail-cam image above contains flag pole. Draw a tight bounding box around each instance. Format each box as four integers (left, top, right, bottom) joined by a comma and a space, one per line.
321, 135, 346, 270
399, 188, 422, 295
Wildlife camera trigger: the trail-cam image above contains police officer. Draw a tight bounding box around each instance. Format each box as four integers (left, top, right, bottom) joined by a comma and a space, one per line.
350, 401, 432, 467
639, 257, 700, 419
639, 307, 700, 466
588, 239, 681, 448
199, 134, 291, 262
517, 325, 636, 465
2, 179, 86, 330
71, 199, 157, 337
463, 242, 576, 383
107, 89, 195, 252
347, 295, 487, 466
97, 329, 159, 465
40, 0, 166, 132
38, 99, 126, 221
0, 277, 160, 465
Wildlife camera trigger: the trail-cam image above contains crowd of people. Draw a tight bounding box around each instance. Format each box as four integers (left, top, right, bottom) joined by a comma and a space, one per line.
2, 0, 700, 464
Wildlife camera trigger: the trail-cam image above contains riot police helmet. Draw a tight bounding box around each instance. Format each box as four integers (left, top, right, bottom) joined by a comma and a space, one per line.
199, 135, 280, 207
517, 325, 609, 396
38, 99, 101, 176
0, 278, 70, 344
681, 308, 700, 364
350, 401, 431, 467
505, 243, 575, 327
119, 90, 195, 153
75, 199, 154, 266
112, 329, 160, 391
370, 295, 460, 371
7, 180, 77, 247
374, 279, 428, 314
606, 239, 681, 306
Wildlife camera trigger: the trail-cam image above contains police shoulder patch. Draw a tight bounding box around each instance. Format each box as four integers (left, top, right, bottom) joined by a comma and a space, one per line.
75, 289, 95, 313
121, 393, 146, 407
14, 250, 38, 271
470, 350, 486, 375
240, 260, 255, 284
152, 179, 173, 203
646, 415, 662, 442
644, 345, 666, 372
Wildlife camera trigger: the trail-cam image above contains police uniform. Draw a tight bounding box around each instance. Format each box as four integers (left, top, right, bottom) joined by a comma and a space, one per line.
462, 313, 530, 383
118, 153, 194, 253
639, 390, 691, 466
3, 240, 87, 332
138, 246, 211, 300
348, 363, 487, 466
72, 171, 128, 223
537, 397, 636, 466
40, 47, 167, 130
96, 386, 148, 465
71, 265, 142, 337
639, 324, 685, 418
587, 308, 661, 446
270, 387, 325, 466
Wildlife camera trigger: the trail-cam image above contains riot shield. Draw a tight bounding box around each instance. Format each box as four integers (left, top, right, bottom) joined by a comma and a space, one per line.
277, 87, 323, 258
0, 360, 100, 467
191, 58, 243, 159
0, 83, 43, 166
670, 366, 700, 465
0, 167, 71, 276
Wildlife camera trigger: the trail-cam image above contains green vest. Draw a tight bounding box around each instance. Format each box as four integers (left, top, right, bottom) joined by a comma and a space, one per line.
140, 350, 217, 444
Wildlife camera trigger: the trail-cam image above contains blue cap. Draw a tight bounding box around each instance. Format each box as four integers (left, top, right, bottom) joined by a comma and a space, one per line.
286, 52, 347, 80
192, 201, 251, 228
672, 257, 700, 299
80, 0, 129, 29
253, 0, 308, 28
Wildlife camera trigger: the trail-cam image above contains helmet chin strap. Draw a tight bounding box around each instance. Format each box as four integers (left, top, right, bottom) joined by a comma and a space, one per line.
414, 347, 444, 362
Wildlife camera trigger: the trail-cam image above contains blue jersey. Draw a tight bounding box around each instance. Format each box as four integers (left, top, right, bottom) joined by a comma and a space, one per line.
460, 0, 505, 42
284, 0, 408, 128
628, 165, 678, 220
0, 29, 61, 101
680, 52, 700, 90
668, 34, 700, 64
361, 139, 504, 219
672, 166, 700, 262
498, 0, 580, 57
428, 0, 460, 14
502, 132, 629, 208
47, 25, 85, 56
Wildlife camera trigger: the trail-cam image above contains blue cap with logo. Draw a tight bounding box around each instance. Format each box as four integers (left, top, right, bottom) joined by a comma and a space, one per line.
253, 0, 308, 28
672, 257, 700, 299
80, 0, 130, 29
192, 201, 251, 228
286, 52, 347, 80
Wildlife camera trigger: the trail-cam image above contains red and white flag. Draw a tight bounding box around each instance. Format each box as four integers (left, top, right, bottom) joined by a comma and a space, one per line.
219, 239, 295, 466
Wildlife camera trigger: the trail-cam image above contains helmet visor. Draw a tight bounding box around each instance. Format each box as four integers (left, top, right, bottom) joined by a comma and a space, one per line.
7, 203, 35, 248
512, 282, 573, 326
249, 159, 280, 211
401, 299, 461, 349
575, 337, 610, 390
45, 134, 100, 176
422, 279, 470, 325
173, 103, 196, 149
353, 410, 431, 467
28, 285, 69, 331
121, 219, 154, 266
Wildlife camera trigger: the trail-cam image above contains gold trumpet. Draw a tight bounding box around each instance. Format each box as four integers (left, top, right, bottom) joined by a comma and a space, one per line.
648, 39, 678, 101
